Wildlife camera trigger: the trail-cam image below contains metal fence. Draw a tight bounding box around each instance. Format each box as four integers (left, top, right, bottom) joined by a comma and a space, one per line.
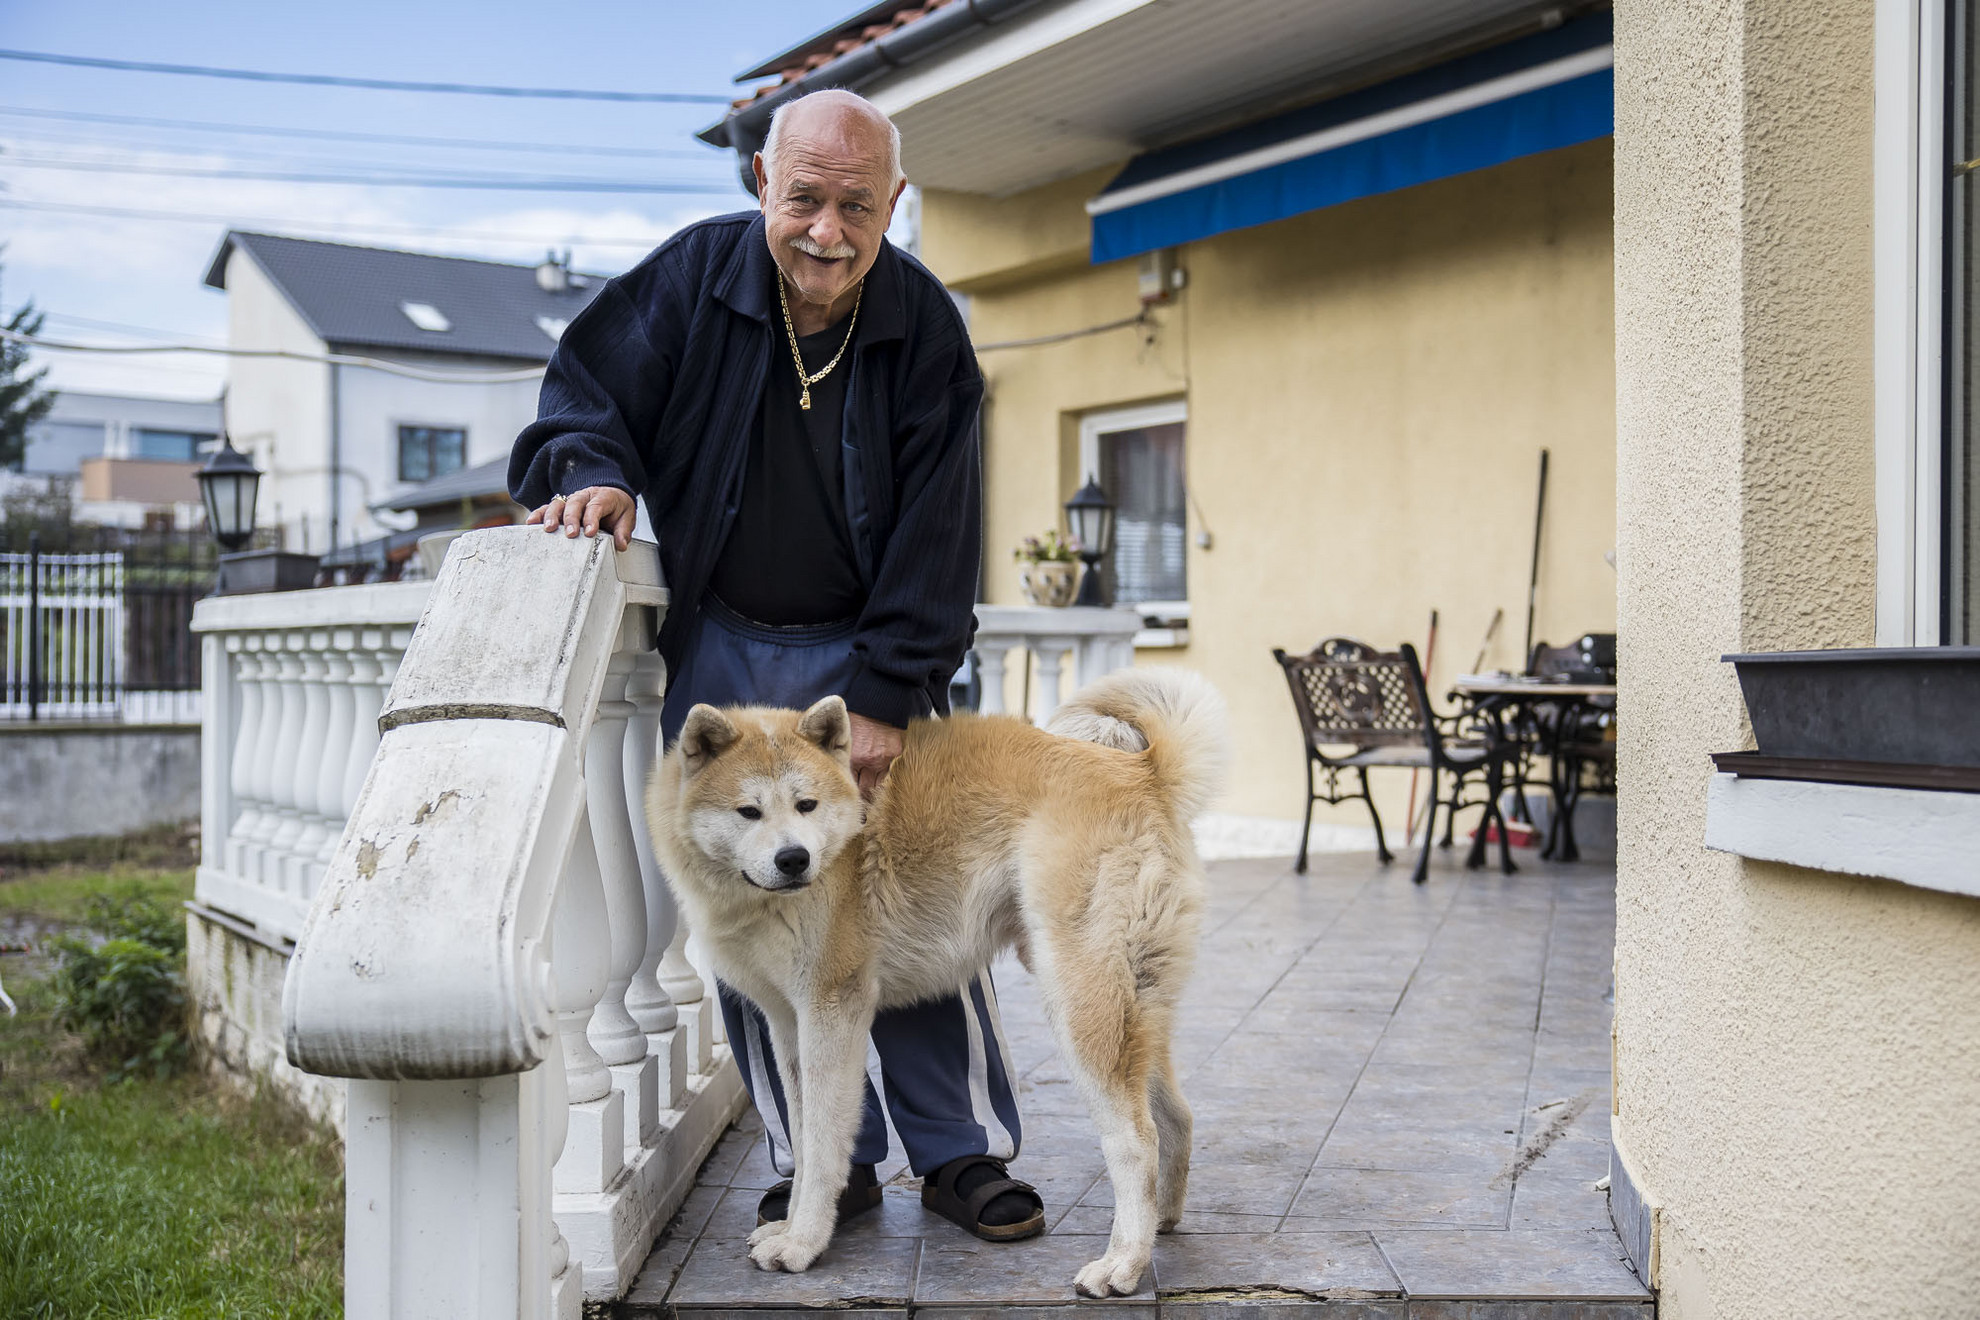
0, 523, 216, 723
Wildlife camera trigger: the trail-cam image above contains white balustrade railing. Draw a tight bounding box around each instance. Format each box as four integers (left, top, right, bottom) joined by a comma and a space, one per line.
196, 584, 428, 943
189, 539, 1142, 1318
971, 603, 1142, 722
193, 528, 743, 1319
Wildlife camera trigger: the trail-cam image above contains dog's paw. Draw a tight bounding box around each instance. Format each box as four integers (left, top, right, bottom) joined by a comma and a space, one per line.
1073, 1252, 1147, 1298
747, 1221, 784, 1248
750, 1230, 825, 1274
1156, 1215, 1182, 1234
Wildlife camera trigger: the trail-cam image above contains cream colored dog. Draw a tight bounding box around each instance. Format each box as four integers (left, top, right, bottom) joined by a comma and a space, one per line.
646, 667, 1228, 1297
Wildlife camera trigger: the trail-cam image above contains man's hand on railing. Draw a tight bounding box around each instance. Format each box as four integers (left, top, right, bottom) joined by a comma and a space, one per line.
527, 486, 637, 552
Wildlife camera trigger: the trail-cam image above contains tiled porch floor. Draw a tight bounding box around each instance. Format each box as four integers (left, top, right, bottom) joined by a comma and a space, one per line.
621, 848, 1650, 1318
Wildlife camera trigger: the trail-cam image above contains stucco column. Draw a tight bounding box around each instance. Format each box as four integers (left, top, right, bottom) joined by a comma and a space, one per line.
1614, 2, 1980, 1315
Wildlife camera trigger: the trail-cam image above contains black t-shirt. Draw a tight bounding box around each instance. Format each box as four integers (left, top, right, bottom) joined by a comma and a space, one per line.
706, 307, 867, 626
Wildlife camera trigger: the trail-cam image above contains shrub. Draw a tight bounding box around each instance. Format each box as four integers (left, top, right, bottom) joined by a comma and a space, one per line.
47, 890, 188, 1081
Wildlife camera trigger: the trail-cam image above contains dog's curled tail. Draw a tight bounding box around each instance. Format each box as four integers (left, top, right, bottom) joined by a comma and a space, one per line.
1046, 666, 1230, 820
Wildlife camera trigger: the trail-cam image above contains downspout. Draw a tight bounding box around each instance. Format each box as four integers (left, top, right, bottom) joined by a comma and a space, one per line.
328, 359, 342, 552
697, 0, 1055, 195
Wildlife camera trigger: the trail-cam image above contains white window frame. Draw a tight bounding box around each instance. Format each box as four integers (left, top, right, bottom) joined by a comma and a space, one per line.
395, 421, 470, 486
1876, 0, 1949, 644
1077, 399, 1191, 626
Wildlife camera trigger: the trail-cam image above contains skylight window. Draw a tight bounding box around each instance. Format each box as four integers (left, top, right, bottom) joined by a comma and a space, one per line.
400, 301, 451, 332
535, 315, 570, 342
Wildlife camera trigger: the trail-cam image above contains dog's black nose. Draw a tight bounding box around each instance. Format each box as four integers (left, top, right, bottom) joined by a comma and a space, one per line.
774, 846, 810, 877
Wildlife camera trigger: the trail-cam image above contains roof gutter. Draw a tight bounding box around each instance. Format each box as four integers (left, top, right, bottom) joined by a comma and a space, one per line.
697, 0, 1055, 196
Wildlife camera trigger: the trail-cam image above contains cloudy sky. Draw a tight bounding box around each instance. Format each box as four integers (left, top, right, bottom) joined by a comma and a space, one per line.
0, 0, 852, 399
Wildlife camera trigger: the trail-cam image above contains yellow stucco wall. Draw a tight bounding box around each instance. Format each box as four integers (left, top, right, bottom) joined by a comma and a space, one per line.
924, 138, 1617, 835
1614, 1, 1980, 1315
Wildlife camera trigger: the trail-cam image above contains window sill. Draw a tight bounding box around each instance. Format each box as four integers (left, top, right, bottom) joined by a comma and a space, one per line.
1702, 771, 1980, 898
1135, 626, 1189, 649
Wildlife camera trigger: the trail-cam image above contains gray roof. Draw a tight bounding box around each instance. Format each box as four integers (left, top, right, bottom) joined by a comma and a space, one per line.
204, 231, 606, 362
376, 456, 515, 512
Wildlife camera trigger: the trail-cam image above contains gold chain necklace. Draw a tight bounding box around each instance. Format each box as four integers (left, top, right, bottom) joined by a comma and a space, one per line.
776, 273, 863, 411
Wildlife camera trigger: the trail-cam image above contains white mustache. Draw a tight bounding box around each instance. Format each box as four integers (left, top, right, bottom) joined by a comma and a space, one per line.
792, 236, 856, 260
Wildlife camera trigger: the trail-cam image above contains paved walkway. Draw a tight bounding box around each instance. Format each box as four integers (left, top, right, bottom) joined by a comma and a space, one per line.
622, 849, 1650, 1318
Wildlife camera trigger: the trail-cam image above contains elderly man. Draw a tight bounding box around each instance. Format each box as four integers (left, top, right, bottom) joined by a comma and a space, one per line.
508, 91, 1041, 1242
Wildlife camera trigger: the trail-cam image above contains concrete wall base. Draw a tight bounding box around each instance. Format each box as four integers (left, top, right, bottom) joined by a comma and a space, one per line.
186, 903, 346, 1132
0, 724, 200, 844
1609, 1123, 1660, 1293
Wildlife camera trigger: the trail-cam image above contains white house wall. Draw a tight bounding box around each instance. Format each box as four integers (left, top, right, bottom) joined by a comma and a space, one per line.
334, 362, 544, 539
223, 249, 332, 553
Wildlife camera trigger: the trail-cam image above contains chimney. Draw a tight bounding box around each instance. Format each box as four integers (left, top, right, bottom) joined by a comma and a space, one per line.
535, 250, 570, 293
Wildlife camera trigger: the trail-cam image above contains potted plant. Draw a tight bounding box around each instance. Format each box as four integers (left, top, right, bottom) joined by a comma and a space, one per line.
1014, 529, 1081, 607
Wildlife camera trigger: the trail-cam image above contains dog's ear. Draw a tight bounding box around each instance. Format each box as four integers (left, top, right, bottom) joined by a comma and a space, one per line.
677, 704, 740, 775
797, 695, 851, 764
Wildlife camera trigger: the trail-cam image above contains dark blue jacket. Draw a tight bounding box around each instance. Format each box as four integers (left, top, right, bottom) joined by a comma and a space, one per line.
509, 211, 983, 727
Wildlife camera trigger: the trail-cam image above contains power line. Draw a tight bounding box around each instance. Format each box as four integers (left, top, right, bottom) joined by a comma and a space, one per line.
0, 198, 676, 249
0, 127, 729, 175
0, 132, 701, 182
0, 104, 714, 158
0, 153, 740, 194
2, 327, 550, 383
0, 133, 729, 184
0, 48, 733, 103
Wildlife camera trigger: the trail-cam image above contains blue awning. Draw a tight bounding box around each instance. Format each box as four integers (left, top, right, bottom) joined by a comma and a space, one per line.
1088, 14, 1614, 265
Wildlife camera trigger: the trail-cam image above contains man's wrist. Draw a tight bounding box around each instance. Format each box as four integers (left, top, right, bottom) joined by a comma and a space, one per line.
845, 664, 921, 730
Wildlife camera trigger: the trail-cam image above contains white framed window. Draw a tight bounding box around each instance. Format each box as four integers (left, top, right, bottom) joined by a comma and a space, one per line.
1077, 400, 1190, 628
1877, 0, 1980, 643
397, 424, 467, 484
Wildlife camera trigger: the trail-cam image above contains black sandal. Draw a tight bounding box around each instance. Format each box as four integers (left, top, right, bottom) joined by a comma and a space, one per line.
920, 1154, 1045, 1241
756, 1162, 884, 1227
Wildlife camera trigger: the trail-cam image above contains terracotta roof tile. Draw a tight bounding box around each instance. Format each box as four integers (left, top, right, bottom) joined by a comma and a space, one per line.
730, 0, 957, 111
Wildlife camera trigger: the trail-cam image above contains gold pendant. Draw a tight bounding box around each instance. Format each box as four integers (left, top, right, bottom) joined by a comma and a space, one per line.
799, 388, 812, 411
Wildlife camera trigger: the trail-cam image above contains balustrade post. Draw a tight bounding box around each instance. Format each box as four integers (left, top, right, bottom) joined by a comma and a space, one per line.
343, 632, 385, 821
976, 642, 1011, 715
1034, 641, 1072, 723
202, 632, 240, 876
314, 636, 355, 868
552, 810, 625, 1197
585, 642, 661, 1153
286, 637, 334, 896
622, 647, 689, 1109
225, 639, 268, 878
264, 635, 310, 892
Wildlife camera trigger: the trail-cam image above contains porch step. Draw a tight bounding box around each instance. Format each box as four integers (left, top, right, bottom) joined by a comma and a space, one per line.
614, 1183, 1651, 1319
617, 855, 1649, 1319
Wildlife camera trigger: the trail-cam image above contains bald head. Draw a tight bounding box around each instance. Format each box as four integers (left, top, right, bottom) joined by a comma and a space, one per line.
754, 89, 909, 329
761, 90, 902, 193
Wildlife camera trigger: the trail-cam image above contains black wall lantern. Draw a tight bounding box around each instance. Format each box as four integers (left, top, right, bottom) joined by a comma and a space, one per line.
1065, 476, 1115, 608
197, 433, 320, 593
196, 433, 261, 552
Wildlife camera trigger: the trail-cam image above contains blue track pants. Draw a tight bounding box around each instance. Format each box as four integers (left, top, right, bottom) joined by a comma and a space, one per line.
659, 598, 1022, 1178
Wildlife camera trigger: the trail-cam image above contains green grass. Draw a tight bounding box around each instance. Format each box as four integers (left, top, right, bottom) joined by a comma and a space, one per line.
0, 839, 344, 1318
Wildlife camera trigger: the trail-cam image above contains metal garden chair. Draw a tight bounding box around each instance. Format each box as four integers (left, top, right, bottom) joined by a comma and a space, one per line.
1273, 637, 1519, 882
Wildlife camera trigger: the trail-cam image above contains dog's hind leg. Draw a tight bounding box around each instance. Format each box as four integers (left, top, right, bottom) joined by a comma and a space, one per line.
1148, 1052, 1191, 1232
1032, 944, 1161, 1298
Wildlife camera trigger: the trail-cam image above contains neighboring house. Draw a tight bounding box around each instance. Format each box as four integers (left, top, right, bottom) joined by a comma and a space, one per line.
702, 0, 1619, 849
7, 389, 221, 528
201, 233, 601, 556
